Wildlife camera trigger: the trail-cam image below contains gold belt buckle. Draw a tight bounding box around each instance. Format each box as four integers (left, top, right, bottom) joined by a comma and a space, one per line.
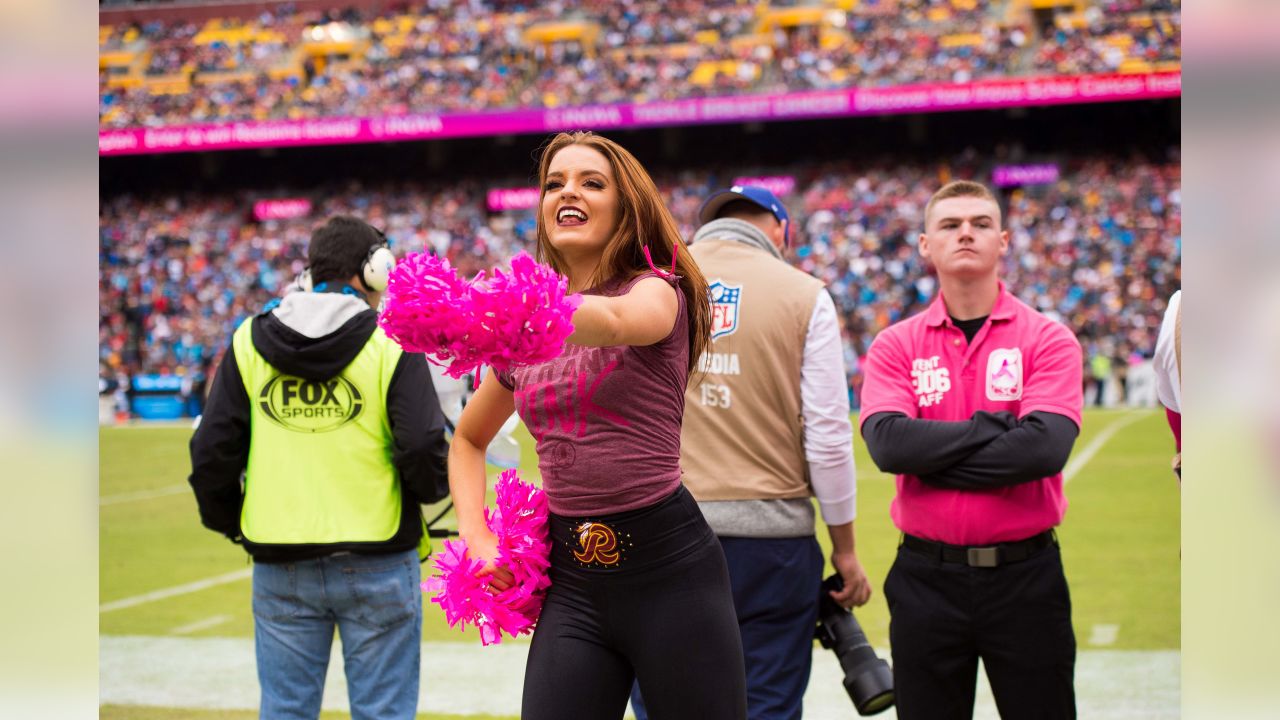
572, 521, 623, 567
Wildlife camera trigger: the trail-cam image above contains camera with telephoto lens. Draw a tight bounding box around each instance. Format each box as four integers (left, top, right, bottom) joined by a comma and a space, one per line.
815, 573, 895, 715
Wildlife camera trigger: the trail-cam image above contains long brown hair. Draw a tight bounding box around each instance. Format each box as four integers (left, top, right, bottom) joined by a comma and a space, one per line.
534, 131, 710, 376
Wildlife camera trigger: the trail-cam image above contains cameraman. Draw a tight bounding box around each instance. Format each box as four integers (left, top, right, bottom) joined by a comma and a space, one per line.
188, 216, 449, 720
634, 186, 871, 720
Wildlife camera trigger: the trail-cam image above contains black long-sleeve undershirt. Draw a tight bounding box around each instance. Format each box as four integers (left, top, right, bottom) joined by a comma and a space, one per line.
861, 410, 1079, 490
188, 348, 250, 540
386, 352, 450, 505
861, 410, 1016, 476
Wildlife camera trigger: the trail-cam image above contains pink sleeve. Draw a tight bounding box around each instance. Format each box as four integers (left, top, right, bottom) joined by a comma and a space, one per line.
1019, 324, 1084, 427
1166, 408, 1181, 451
858, 329, 919, 430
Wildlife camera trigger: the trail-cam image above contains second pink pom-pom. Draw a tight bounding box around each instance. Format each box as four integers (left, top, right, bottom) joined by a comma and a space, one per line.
421, 470, 551, 646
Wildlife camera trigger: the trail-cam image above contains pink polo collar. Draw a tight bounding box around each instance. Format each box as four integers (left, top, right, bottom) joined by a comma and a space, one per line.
924, 280, 1016, 328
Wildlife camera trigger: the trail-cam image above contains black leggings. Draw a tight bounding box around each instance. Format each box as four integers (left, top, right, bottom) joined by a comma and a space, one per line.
521, 485, 747, 720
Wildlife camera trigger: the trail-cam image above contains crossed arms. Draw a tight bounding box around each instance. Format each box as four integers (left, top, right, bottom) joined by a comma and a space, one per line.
858, 325, 1082, 489
861, 410, 1077, 489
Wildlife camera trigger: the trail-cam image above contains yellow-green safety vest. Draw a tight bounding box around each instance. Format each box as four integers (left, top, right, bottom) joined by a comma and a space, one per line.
231, 318, 427, 555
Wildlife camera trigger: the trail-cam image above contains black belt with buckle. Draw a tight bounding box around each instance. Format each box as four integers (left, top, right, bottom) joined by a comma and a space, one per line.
902, 530, 1056, 568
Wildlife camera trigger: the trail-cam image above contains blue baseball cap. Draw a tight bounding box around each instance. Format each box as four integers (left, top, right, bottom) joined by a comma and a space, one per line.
698, 185, 791, 245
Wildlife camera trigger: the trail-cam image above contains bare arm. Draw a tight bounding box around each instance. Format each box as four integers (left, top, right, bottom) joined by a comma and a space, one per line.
449, 373, 517, 587
568, 276, 679, 347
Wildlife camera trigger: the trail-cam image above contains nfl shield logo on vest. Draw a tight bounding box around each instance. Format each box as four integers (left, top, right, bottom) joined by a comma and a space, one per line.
709, 280, 743, 339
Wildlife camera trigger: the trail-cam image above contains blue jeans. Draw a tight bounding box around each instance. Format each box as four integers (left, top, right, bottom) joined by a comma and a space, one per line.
253, 549, 422, 720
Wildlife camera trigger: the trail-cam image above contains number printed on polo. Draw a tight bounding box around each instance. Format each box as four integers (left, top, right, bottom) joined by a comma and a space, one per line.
258, 375, 365, 433
911, 356, 951, 408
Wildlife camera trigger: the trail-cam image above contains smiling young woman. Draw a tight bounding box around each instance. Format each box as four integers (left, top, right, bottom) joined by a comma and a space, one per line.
445, 131, 743, 720
534, 131, 711, 363
538, 143, 620, 280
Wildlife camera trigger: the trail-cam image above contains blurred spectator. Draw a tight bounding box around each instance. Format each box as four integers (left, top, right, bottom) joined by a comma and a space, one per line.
1152, 289, 1181, 476
1088, 347, 1113, 407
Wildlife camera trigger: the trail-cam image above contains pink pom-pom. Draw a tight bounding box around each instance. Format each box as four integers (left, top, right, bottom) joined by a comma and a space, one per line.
378, 251, 580, 379
423, 470, 551, 645
470, 253, 583, 374
377, 253, 478, 375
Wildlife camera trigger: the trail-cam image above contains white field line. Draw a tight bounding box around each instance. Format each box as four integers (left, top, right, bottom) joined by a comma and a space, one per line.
1089, 624, 1121, 647
112, 421, 196, 430
100, 635, 1180, 719
171, 614, 232, 636
100, 484, 189, 506
1063, 412, 1147, 483
100, 568, 252, 613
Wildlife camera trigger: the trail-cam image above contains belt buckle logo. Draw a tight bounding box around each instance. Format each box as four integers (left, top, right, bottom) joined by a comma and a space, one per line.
573, 521, 623, 567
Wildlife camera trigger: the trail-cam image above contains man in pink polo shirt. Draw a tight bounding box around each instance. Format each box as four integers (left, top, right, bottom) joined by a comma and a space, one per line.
860, 180, 1083, 720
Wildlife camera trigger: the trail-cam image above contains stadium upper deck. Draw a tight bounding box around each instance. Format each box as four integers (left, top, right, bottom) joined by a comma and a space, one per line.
99, 0, 1180, 153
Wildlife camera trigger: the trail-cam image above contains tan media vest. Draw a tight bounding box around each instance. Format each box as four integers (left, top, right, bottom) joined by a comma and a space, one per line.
681, 239, 826, 501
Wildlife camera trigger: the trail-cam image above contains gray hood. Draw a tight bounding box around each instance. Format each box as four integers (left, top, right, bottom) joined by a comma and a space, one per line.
691, 217, 784, 261
251, 291, 378, 381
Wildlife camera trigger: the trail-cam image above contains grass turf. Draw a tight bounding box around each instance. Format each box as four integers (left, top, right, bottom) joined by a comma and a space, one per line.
99, 706, 512, 720
100, 409, 1178, 650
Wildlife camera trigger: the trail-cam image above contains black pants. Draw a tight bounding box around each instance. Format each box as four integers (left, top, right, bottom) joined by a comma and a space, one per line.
521, 485, 747, 720
885, 539, 1076, 720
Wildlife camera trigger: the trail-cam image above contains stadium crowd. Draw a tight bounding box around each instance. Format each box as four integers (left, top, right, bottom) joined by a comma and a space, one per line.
99, 154, 1180, 412
100, 0, 1180, 128
1030, 1, 1180, 75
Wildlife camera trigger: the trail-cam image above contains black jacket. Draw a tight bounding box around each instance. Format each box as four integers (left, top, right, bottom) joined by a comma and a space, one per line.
188, 291, 449, 562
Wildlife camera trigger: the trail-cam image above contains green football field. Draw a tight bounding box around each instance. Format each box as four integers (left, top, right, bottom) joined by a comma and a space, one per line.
99, 408, 1180, 718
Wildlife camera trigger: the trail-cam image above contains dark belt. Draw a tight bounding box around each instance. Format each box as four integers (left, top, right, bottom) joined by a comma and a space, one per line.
902, 530, 1056, 568
549, 484, 711, 572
